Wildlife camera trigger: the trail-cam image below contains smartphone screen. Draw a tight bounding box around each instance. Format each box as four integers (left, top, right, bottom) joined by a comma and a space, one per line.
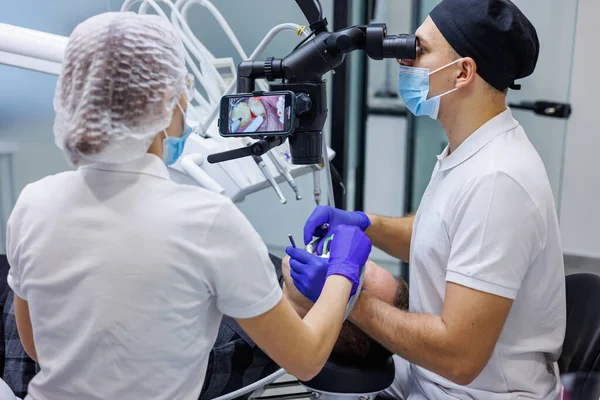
219, 91, 294, 136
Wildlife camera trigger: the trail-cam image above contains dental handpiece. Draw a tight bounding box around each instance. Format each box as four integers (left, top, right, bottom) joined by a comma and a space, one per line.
229, 118, 242, 133
312, 167, 321, 206
252, 155, 287, 204
267, 151, 302, 200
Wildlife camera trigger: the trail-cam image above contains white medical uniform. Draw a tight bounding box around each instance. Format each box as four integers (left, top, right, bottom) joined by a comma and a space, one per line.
6, 154, 282, 400
0, 379, 17, 400
385, 109, 566, 399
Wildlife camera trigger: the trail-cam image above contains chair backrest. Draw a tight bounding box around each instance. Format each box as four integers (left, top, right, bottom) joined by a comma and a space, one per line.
558, 273, 600, 400
559, 273, 600, 374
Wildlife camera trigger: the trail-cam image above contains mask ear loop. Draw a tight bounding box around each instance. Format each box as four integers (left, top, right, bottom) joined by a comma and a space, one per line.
428, 58, 463, 99
161, 130, 170, 164
428, 58, 463, 76
433, 87, 460, 99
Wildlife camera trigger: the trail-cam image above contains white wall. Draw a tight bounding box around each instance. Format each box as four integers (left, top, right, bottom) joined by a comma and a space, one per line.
559, 0, 600, 258
363, 115, 406, 274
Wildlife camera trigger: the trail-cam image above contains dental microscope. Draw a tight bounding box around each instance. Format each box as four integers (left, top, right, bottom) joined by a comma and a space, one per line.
207, 0, 417, 208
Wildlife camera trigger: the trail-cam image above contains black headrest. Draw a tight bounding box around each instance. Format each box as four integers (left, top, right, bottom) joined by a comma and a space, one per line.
300, 353, 395, 394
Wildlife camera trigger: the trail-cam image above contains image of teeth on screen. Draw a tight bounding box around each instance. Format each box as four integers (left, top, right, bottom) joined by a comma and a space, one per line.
228, 95, 288, 134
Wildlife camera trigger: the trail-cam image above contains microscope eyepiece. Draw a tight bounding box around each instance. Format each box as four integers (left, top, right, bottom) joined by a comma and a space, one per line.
382, 34, 417, 60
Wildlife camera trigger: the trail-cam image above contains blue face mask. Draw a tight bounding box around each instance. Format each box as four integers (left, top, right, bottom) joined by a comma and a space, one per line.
163, 127, 192, 166
398, 59, 461, 120
163, 103, 192, 166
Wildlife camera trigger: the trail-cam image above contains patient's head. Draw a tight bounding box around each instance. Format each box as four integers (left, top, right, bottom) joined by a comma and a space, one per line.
282, 257, 408, 363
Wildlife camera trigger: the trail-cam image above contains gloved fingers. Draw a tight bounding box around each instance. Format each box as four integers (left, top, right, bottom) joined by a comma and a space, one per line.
303, 206, 331, 245
329, 225, 372, 267
286, 246, 320, 264
290, 268, 307, 286
290, 269, 317, 302
289, 258, 310, 275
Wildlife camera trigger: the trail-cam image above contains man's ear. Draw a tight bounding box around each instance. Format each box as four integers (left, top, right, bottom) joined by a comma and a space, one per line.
455, 57, 477, 89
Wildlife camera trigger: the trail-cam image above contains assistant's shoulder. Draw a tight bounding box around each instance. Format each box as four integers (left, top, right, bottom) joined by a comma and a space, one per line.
15, 170, 79, 208
166, 182, 234, 216
7, 171, 80, 243
166, 183, 254, 231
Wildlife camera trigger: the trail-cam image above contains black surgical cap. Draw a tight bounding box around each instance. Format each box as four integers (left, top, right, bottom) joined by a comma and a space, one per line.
429, 0, 539, 91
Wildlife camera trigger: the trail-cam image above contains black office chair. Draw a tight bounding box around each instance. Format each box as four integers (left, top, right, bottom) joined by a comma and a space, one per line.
558, 273, 600, 400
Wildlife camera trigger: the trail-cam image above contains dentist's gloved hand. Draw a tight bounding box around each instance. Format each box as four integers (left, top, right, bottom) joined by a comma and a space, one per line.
303, 205, 371, 246
286, 225, 372, 303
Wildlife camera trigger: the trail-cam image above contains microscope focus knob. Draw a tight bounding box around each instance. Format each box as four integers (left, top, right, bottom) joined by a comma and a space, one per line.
295, 93, 312, 115
335, 35, 352, 52
265, 57, 274, 81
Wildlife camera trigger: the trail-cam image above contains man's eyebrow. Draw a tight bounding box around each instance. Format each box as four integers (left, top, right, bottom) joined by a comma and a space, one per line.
416, 35, 430, 48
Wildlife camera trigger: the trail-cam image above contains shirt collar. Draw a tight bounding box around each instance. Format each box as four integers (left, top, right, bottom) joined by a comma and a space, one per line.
437, 108, 519, 171
80, 154, 171, 180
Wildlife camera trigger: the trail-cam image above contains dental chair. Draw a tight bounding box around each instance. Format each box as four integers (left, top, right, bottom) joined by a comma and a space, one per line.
253, 353, 395, 400
299, 353, 395, 400
558, 273, 600, 400
241, 256, 394, 400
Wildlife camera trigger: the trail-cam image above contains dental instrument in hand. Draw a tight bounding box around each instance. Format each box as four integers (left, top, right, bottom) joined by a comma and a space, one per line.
288, 234, 297, 248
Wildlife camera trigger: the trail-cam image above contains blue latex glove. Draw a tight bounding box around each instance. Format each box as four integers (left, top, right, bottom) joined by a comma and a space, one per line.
303, 206, 371, 247
285, 248, 328, 303
286, 225, 372, 303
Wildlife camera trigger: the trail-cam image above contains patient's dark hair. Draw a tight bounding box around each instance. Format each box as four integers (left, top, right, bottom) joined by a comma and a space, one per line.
332, 277, 409, 363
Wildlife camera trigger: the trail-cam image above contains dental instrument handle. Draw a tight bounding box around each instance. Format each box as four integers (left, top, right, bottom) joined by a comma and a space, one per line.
321, 132, 335, 208
287, 173, 302, 201
288, 234, 297, 248
252, 155, 287, 204
267, 151, 302, 200
313, 167, 321, 206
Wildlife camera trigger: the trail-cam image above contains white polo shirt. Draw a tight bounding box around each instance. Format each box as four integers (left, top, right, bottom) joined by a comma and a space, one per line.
6, 154, 282, 400
405, 109, 566, 399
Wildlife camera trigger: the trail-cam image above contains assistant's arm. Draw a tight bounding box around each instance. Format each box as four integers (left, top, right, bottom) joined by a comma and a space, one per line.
365, 214, 414, 262
237, 275, 353, 381
13, 294, 38, 362
206, 200, 369, 381
237, 225, 370, 381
